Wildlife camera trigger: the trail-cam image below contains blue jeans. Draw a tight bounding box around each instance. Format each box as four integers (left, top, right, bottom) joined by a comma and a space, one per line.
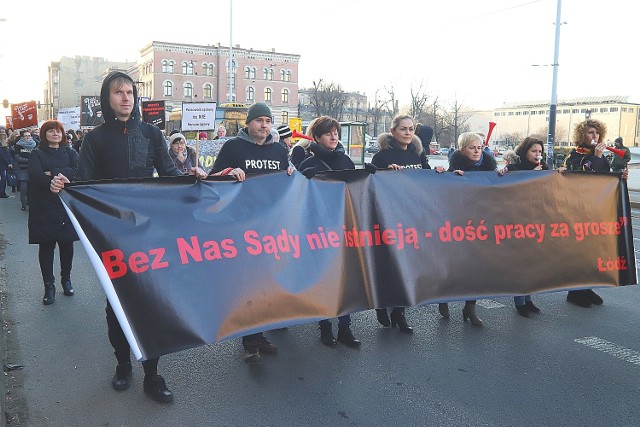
514, 295, 532, 306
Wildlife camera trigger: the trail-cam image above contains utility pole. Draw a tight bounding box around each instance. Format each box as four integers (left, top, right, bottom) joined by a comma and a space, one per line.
547, 0, 562, 169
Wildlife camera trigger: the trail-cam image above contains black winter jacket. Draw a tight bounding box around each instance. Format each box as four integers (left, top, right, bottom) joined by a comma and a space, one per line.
27, 145, 79, 244
447, 150, 497, 172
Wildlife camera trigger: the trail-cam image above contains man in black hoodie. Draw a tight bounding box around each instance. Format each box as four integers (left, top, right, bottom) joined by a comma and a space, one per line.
51, 71, 205, 403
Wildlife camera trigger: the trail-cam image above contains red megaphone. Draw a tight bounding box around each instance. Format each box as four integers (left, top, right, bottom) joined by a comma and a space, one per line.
292, 129, 313, 141
484, 122, 496, 147
606, 146, 626, 158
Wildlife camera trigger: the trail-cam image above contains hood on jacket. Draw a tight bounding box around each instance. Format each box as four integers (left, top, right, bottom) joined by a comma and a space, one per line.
235, 127, 274, 145
377, 133, 423, 154
99, 71, 140, 124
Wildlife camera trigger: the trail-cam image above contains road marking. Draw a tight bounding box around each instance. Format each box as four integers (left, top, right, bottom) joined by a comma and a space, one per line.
476, 299, 505, 309
575, 337, 640, 366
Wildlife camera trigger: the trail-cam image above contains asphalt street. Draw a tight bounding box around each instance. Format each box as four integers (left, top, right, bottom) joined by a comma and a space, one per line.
1, 176, 640, 426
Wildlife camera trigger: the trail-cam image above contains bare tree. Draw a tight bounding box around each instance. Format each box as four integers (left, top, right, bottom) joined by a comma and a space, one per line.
310, 79, 347, 119
503, 131, 524, 148
444, 95, 472, 148
410, 81, 430, 122
383, 84, 399, 118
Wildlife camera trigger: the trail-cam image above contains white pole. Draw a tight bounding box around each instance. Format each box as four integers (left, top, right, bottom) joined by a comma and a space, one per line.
547, 0, 562, 168
228, 0, 233, 102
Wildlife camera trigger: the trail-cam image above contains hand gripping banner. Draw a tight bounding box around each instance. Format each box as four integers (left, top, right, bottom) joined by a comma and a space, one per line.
59, 170, 636, 360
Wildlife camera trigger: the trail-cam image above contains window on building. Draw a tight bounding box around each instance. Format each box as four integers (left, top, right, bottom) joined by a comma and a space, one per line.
168, 61, 174, 73
600, 107, 608, 113
286, 70, 291, 82
280, 69, 286, 81
203, 83, 212, 99
268, 68, 274, 81
202, 64, 213, 76
246, 86, 255, 102
580, 108, 587, 113
262, 68, 268, 80
163, 81, 173, 96
610, 107, 619, 112
264, 87, 272, 102
538, 110, 545, 114
562, 109, 570, 114
282, 111, 289, 124
515, 112, 521, 116
245, 66, 251, 79
250, 67, 256, 79
572, 108, 579, 113
281, 88, 289, 104
508, 111, 514, 116
184, 82, 193, 97
531, 111, 537, 115
162, 60, 168, 73
182, 61, 194, 75
522, 111, 529, 115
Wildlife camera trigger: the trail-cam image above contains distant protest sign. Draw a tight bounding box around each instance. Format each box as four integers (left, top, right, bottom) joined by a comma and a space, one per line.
11, 101, 38, 130
80, 96, 104, 128
181, 102, 216, 131
58, 107, 81, 131
142, 100, 165, 129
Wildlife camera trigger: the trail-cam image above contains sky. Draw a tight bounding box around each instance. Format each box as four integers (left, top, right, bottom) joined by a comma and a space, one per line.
0, 0, 638, 120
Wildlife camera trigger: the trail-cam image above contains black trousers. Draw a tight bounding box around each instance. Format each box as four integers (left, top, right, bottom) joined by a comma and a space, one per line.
106, 300, 159, 375
38, 241, 74, 284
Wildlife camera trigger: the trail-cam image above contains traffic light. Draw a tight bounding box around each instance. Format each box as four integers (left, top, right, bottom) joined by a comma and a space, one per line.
2, 99, 8, 109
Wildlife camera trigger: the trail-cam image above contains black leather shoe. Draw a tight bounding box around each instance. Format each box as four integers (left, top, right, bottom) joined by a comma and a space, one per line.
390, 307, 413, 333
61, 279, 74, 296
438, 303, 450, 319
375, 308, 391, 327
112, 362, 132, 391
143, 374, 173, 403
42, 283, 55, 305
337, 326, 361, 348
516, 305, 530, 317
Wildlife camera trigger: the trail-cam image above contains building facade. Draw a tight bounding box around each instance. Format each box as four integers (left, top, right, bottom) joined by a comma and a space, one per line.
43, 56, 136, 120
135, 41, 300, 126
491, 96, 640, 147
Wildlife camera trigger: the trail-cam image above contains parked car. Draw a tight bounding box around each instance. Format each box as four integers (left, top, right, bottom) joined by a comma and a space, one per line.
438, 148, 451, 156
366, 144, 380, 154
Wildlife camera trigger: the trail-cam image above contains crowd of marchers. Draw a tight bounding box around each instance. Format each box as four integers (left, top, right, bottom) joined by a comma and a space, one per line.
0, 70, 630, 404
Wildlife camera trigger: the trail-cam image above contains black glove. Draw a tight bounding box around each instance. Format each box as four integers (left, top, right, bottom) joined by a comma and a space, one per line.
301, 166, 316, 179
364, 162, 377, 174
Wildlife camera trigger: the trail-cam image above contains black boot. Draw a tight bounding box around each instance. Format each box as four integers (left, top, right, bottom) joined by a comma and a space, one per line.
525, 300, 541, 313
61, 278, 74, 296
390, 307, 413, 333
438, 303, 450, 319
337, 325, 361, 348
567, 290, 592, 308
585, 289, 603, 305
516, 305, 530, 318
42, 282, 55, 305
462, 302, 483, 326
319, 321, 337, 347
143, 374, 173, 403
112, 361, 132, 391
375, 308, 391, 327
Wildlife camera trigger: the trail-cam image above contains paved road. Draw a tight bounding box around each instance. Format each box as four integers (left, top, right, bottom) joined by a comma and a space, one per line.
1, 183, 640, 426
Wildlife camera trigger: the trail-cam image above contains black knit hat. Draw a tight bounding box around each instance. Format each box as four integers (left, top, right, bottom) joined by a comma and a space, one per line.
277, 124, 292, 139
246, 102, 272, 124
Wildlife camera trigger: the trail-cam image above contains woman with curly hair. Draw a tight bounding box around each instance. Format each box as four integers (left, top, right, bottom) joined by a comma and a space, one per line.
560, 119, 610, 308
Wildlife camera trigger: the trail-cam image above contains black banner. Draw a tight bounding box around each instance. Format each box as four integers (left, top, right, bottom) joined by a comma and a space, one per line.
80, 96, 104, 128
59, 170, 636, 360
142, 100, 165, 130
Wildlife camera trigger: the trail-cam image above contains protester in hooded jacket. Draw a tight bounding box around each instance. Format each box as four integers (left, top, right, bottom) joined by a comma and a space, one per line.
297, 116, 363, 348
370, 115, 445, 334
209, 102, 294, 362
12, 130, 37, 210
559, 119, 611, 308
50, 71, 205, 404
441, 132, 504, 326
290, 117, 319, 169
502, 135, 548, 317
28, 120, 79, 306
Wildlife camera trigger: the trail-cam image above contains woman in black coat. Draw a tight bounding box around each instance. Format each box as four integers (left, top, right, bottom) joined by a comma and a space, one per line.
299, 116, 361, 349
441, 132, 503, 326
28, 120, 79, 305
503, 135, 548, 317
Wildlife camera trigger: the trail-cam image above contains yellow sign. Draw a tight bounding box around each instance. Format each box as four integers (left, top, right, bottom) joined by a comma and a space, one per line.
289, 117, 302, 140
